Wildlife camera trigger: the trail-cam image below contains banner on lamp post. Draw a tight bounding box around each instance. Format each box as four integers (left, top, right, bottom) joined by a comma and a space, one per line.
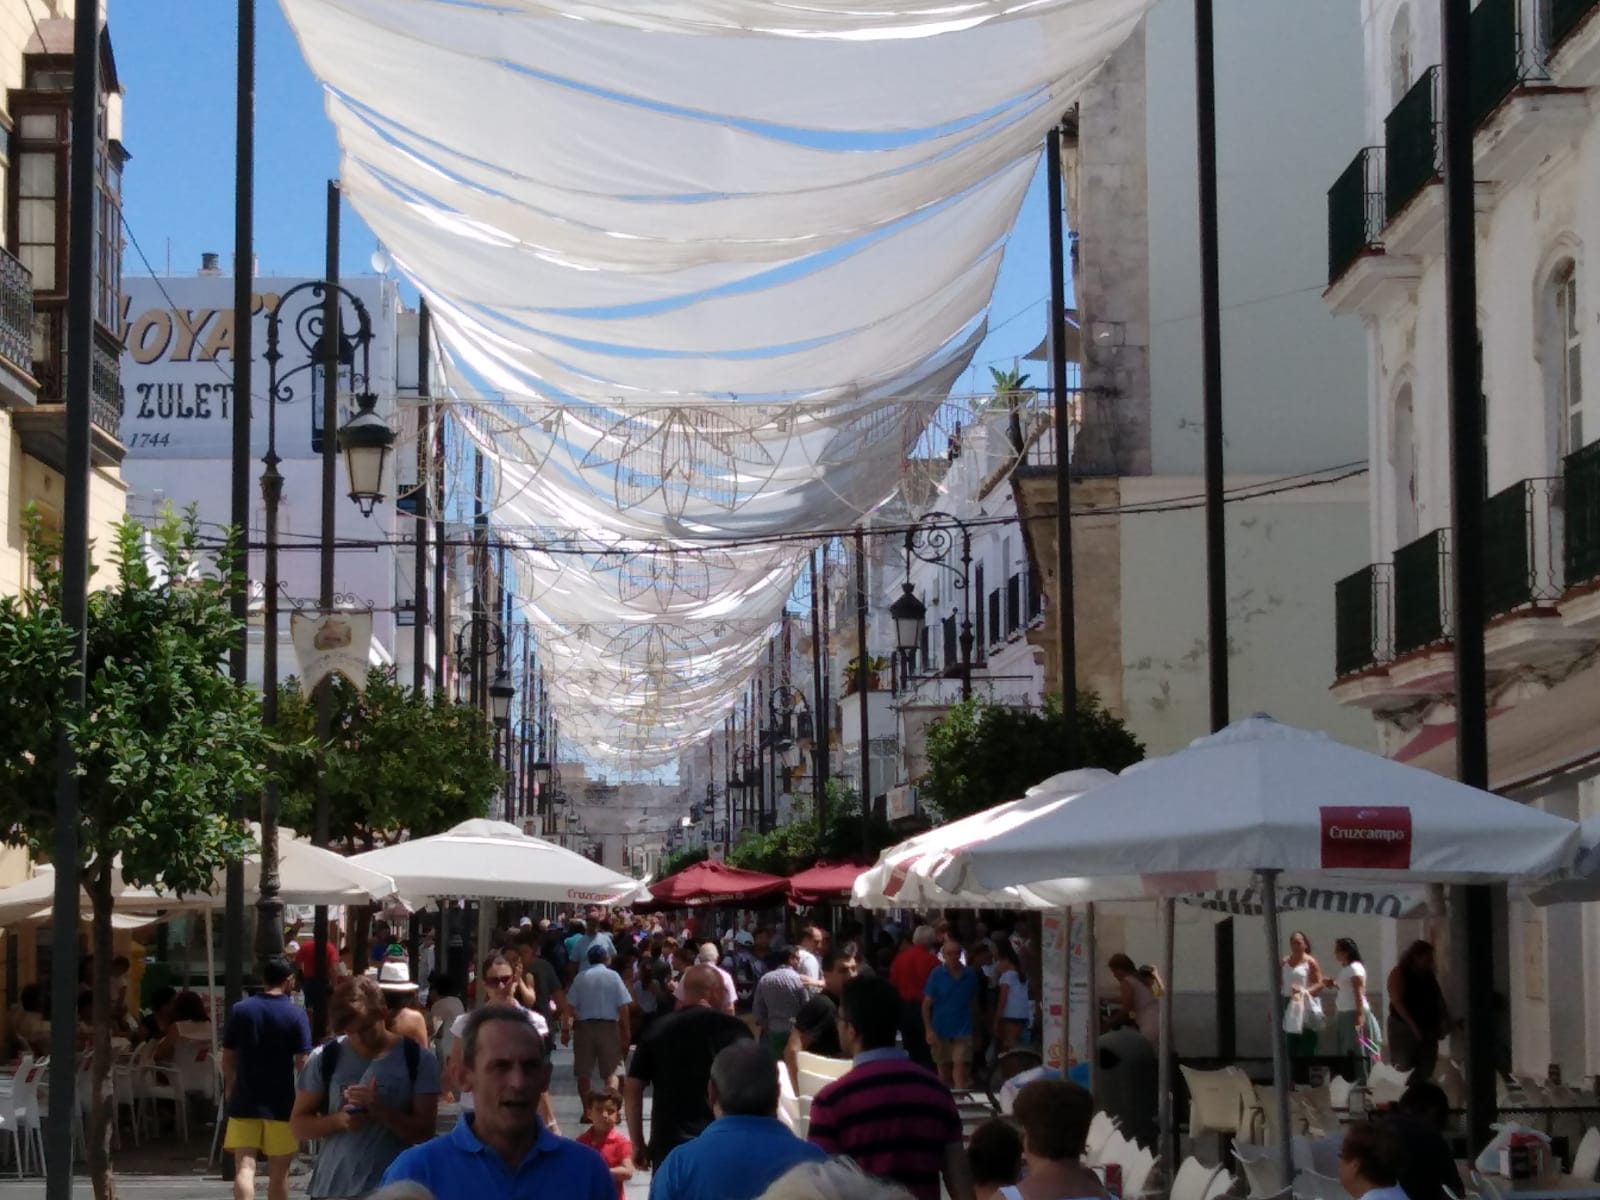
290, 610, 373, 697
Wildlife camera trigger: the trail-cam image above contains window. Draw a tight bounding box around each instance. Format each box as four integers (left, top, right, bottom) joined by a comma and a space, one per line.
1390, 4, 1413, 110
973, 563, 985, 659
1006, 574, 1022, 636
1556, 264, 1582, 458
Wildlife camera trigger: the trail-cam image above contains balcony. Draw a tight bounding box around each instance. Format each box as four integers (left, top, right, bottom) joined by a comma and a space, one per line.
1560, 441, 1600, 633
1331, 563, 1405, 710
1483, 477, 1588, 667
0, 247, 37, 410
1324, 147, 1420, 316
1387, 528, 1458, 694
12, 322, 126, 469
1550, 0, 1600, 85
1384, 67, 1442, 241
1471, 0, 1590, 185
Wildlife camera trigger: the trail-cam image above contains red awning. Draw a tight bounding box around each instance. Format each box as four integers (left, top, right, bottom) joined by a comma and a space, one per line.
787, 861, 869, 905
646, 859, 788, 907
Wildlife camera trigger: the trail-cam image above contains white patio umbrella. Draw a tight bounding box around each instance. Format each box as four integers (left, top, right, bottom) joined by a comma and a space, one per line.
348, 818, 637, 904
938, 715, 1583, 1185
852, 768, 1118, 910
1530, 814, 1600, 906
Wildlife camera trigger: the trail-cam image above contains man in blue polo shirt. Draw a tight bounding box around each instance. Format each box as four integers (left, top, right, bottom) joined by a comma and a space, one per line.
649, 1040, 825, 1200
381, 1006, 612, 1200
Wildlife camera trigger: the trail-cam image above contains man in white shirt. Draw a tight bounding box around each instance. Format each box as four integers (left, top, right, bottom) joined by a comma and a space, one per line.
566, 945, 633, 1112
796, 927, 824, 985
696, 943, 738, 1016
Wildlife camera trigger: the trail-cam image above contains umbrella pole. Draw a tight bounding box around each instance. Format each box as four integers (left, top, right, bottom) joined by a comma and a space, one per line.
1260, 869, 1294, 1188
1085, 903, 1098, 1102
1157, 898, 1175, 1181
205, 906, 220, 1063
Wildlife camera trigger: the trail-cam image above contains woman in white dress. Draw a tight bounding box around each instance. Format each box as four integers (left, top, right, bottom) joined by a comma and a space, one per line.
1109, 953, 1160, 1044
1281, 930, 1326, 1057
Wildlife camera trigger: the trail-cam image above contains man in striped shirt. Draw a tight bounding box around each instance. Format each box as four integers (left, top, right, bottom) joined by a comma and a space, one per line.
805, 975, 974, 1200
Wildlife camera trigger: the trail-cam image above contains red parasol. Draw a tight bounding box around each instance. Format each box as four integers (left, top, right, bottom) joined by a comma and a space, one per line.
787, 861, 870, 905
646, 859, 788, 907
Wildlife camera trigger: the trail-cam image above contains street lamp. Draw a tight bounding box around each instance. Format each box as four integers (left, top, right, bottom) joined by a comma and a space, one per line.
489, 669, 515, 727
899, 511, 975, 701
338, 392, 397, 516
256, 280, 381, 964
889, 582, 927, 676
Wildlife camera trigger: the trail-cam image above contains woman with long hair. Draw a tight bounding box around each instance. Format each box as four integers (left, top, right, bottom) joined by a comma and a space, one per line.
992, 939, 1032, 1053
1329, 937, 1379, 1076
443, 953, 561, 1136
1281, 930, 1326, 1057
1108, 953, 1159, 1043
1387, 940, 1447, 1078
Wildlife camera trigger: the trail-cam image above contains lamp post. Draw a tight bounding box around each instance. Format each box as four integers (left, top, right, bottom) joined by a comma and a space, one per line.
894, 511, 975, 701
489, 668, 515, 821
256, 280, 393, 962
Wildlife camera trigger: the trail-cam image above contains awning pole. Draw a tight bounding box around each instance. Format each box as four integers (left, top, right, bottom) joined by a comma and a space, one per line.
1261, 869, 1294, 1188
1157, 898, 1176, 1182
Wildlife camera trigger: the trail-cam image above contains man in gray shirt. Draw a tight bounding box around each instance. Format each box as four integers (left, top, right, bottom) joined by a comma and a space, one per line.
290, 976, 441, 1198
752, 947, 811, 1058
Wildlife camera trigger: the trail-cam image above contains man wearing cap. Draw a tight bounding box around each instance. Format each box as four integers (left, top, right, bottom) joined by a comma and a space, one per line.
565, 944, 632, 1113
378, 961, 431, 1050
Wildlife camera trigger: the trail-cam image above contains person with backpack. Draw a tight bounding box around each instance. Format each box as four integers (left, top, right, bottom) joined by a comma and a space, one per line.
291, 975, 441, 1198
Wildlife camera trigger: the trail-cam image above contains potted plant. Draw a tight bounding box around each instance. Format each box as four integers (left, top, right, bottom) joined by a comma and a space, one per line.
844, 654, 890, 695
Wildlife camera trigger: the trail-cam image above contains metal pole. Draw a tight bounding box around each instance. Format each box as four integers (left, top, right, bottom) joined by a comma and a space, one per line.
1260, 869, 1294, 1189
1045, 126, 1079, 766
724, 714, 733, 856
1158, 898, 1177, 1180
46, 3, 98, 1188
1084, 903, 1099, 1099
310, 180, 341, 1033
413, 299, 431, 694
819, 548, 832, 810
225, 0, 256, 1023
854, 527, 871, 858
809, 550, 827, 839
1216, 918, 1237, 1061
432, 413, 447, 688
1438, 0, 1495, 1150
959, 526, 974, 701
256, 320, 285, 963
473, 449, 487, 715
1195, 0, 1230, 734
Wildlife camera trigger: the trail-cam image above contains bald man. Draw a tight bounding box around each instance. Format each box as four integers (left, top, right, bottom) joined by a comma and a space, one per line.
624, 964, 753, 1169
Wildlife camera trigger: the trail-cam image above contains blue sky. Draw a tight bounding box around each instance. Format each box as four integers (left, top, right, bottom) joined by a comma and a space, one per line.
111, 0, 1057, 399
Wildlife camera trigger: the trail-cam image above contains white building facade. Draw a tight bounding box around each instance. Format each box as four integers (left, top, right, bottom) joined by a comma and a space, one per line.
1325, 0, 1600, 1079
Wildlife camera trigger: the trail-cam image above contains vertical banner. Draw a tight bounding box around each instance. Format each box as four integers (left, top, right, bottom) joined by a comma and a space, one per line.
1066, 910, 1090, 1067
1040, 908, 1069, 1071
291, 610, 374, 695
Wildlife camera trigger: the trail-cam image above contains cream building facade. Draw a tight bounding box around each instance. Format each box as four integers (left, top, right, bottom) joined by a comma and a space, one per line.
0, 0, 127, 599
1325, 0, 1600, 1078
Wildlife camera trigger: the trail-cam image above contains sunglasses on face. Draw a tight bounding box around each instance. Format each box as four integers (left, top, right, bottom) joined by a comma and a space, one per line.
486, 974, 515, 986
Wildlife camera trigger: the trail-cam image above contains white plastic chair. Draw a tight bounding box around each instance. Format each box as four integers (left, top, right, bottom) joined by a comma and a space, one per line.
1204, 1169, 1238, 1200
1235, 1142, 1286, 1199
1086, 1110, 1118, 1161
1327, 1076, 1354, 1110
11, 1060, 47, 1175
134, 1049, 189, 1143
1183, 1065, 1246, 1136
1119, 1144, 1158, 1197
795, 1051, 850, 1084
112, 1049, 139, 1147
1171, 1156, 1224, 1200
1367, 1061, 1411, 1107
1569, 1126, 1600, 1182
1294, 1084, 1339, 1137
1472, 1169, 1506, 1200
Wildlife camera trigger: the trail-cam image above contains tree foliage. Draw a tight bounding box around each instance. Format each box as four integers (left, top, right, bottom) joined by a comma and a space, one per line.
724, 779, 894, 875
660, 846, 709, 878
275, 668, 501, 850
0, 507, 266, 1200
921, 692, 1144, 823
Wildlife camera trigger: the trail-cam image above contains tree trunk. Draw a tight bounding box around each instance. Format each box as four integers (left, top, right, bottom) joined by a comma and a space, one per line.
87, 866, 118, 1200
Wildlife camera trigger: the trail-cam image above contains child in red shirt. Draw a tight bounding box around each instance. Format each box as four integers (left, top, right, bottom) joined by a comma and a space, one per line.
576, 1088, 634, 1200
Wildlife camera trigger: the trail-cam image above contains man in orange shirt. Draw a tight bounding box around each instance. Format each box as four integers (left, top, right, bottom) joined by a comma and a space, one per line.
888, 925, 938, 1069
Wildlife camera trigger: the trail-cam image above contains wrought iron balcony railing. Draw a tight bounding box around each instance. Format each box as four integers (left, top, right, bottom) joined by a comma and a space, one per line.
91, 331, 122, 440
1328, 147, 1386, 285
1553, 0, 1600, 48
1471, 0, 1543, 127
1393, 528, 1452, 656
1564, 440, 1600, 587
0, 245, 33, 378
1483, 477, 1564, 618
1385, 66, 1442, 222
1334, 562, 1391, 678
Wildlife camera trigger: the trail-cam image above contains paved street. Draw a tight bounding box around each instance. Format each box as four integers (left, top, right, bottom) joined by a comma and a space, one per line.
11, 1043, 652, 1200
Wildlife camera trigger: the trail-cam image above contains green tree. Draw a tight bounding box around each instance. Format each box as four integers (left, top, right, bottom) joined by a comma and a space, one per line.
723, 780, 895, 875
921, 692, 1144, 823
987, 366, 1035, 455
0, 508, 264, 1200
275, 668, 501, 850
660, 846, 709, 878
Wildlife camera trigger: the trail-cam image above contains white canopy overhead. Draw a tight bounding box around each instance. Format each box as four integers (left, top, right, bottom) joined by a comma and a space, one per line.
348, 818, 638, 904
938, 716, 1583, 897
281, 0, 1157, 771
1530, 814, 1600, 906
